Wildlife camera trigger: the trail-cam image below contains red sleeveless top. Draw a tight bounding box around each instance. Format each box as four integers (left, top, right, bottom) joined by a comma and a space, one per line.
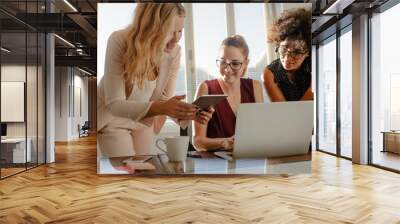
205, 78, 255, 138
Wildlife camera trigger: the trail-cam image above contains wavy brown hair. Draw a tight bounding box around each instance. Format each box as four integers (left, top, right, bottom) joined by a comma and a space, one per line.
122, 3, 185, 90
267, 8, 311, 53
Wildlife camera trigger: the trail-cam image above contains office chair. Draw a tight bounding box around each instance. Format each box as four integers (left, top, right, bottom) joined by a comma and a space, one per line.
79, 121, 90, 138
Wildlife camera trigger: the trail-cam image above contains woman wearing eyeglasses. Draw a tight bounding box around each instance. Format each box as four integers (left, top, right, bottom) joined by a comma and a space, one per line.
262, 8, 313, 102
193, 35, 264, 151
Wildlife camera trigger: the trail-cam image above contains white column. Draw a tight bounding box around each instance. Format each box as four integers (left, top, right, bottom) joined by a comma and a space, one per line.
312, 45, 317, 150
46, 33, 55, 163
183, 3, 196, 103
183, 3, 196, 139
352, 14, 369, 164
225, 3, 236, 36
263, 3, 279, 65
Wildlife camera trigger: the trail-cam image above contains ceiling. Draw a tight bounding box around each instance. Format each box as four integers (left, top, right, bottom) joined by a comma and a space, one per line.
1, 0, 99, 74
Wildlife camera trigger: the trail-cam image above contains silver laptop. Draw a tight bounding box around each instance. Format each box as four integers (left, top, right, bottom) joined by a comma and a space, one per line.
229, 101, 313, 158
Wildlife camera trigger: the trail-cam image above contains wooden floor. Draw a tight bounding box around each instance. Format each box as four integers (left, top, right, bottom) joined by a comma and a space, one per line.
373, 150, 400, 171
1, 163, 45, 178
1, 167, 26, 178
1, 136, 400, 223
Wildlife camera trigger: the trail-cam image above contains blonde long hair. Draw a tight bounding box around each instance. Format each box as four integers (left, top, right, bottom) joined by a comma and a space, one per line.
122, 3, 185, 90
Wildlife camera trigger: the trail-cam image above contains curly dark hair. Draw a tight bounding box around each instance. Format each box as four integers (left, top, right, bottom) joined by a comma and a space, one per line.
268, 8, 311, 52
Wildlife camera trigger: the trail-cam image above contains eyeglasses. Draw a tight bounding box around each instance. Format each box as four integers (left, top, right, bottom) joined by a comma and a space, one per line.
216, 59, 243, 71
276, 46, 307, 59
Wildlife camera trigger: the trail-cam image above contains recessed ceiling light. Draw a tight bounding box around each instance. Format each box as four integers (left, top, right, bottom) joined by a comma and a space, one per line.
323, 0, 355, 15
54, 34, 75, 48
1, 47, 11, 53
63, 0, 78, 12
77, 67, 92, 76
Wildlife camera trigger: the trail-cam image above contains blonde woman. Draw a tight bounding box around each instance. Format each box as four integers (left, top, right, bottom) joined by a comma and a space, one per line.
193, 35, 264, 151
98, 3, 213, 158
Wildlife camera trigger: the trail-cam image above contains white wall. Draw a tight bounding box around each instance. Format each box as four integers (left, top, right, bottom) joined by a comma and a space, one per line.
54, 67, 89, 141
1, 64, 46, 163
1, 65, 31, 138
1, 65, 26, 141
1, 65, 26, 82
71, 74, 89, 138
55, 67, 70, 141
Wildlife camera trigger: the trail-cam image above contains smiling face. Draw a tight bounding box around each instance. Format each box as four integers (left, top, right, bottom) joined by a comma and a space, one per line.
217, 45, 249, 84
164, 15, 185, 53
278, 38, 309, 72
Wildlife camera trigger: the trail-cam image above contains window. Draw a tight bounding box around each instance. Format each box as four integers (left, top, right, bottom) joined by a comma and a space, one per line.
97, 3, 136, 83
0, 1, 46, 179
234, 3, 266, 82
192, 3, 227, 98
371, 2, 400, 171
339, 28, 352, 158
390, 74, 400, 130
175, 32, 187, 97
317, 36, 337, 154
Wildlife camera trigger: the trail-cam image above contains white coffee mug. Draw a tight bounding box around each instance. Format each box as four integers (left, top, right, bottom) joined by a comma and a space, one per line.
156, 136, 189, 162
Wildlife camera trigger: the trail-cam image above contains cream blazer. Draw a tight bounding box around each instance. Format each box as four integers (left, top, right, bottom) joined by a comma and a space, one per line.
97, 27, 181, 135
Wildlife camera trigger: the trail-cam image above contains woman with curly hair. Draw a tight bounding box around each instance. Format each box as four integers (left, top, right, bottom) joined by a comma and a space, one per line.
262, 8, 313, 102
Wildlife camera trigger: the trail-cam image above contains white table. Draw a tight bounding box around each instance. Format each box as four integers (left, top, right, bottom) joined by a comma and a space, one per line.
1, 138, 31, 163
98, 152, 312, 175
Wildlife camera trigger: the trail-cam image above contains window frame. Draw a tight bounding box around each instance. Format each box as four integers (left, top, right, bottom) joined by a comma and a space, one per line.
315, 24, 353, 161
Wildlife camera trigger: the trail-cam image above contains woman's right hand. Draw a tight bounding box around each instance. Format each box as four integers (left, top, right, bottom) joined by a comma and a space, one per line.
150, 95, 198, 120
220, 137, 234, 151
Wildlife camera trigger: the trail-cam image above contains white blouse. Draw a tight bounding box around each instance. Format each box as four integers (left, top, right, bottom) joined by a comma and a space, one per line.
97, 26, 181, 132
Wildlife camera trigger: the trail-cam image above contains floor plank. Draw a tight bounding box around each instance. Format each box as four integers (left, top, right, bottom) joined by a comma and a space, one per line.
0, 135, 399, 223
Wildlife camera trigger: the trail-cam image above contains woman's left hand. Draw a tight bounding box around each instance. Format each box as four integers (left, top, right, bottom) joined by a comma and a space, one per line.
194, 107, 215, 125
